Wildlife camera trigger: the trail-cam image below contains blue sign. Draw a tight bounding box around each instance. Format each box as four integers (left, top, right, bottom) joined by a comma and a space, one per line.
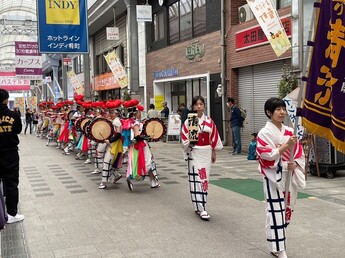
37, 0, 89, 53
153, 68, 179, 79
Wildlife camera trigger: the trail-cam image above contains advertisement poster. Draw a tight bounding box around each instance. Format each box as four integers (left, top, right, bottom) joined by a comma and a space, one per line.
14, 97, 25, 116
104, 50, 128, 89
167, 113, 181, 136
247, 0, 291, 57
67, 70, 84, 95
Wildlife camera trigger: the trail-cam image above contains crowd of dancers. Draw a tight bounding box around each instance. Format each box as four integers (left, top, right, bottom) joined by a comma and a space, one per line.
34, 95, 160, 191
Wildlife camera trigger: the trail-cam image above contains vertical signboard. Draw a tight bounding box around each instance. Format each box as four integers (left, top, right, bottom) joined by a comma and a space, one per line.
104, 50, 128, 88
15, 41, 43, 80
37, 0, 89, 53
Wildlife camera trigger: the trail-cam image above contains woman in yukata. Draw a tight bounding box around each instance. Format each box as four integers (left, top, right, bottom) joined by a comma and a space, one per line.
256, 97, 306, 258
181, 96, 223, 221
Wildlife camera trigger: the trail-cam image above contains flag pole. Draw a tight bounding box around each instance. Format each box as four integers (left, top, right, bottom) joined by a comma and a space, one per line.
284, 2, 318, 208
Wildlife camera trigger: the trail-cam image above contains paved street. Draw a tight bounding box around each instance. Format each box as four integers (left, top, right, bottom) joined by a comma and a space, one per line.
1, 134, 345, 258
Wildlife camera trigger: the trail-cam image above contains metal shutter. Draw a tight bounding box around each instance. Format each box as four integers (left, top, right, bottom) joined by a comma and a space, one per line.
238, 60, 289, 149
238, 66, 254, 146
253, 61, 286, 133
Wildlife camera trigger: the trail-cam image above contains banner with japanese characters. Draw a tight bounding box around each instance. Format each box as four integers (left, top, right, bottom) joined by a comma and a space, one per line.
104, 50, 128, 89
0, 72, 30, 91
302, 0, 345, 153
67, 70, 84, 96
246, 0, 291, 57
37, 0, 89, 53
15, 41, 42, 80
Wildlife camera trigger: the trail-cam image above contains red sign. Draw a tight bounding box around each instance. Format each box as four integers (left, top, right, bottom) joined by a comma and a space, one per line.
236, 17, 292, 51
63, 58, 72, 66
94, 72, 120, 91
0, 72, 30, 91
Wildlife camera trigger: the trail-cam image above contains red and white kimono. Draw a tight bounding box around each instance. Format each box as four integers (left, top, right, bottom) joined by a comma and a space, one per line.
181, 114, 223, 214
257, 121, 306, 253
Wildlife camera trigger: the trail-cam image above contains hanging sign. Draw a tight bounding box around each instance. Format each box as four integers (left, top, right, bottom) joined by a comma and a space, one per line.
136, 5, 152, 22
106, 27, 119, 40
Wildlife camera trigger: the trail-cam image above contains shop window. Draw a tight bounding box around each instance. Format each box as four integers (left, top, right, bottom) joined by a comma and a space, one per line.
278, 0, 291, 8
168, 0, 206, 45
169, 2, 180, 44
73, 55, 83, 74
193, 0, 206, 37
154, 10, 165, 42
180, 0, 192, 41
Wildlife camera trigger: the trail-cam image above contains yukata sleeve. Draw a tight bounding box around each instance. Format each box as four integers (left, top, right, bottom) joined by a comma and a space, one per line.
291, 142, 306, 189
256, 128, 281, 170
180, 119, 190, 153
210, 118, 223, 150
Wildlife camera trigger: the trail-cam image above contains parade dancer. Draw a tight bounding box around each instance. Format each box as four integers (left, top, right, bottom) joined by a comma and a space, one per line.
181, 96, 223, 221
124, 100, 160, 191
91, 106, 107, 174
99, 101, 123, 189
256, 97, 306, 258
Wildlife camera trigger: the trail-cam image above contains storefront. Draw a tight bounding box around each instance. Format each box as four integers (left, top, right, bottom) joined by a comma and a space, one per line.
146, 31, 224, 140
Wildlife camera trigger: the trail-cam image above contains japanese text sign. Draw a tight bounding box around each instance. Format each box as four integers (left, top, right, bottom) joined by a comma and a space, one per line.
67, 70, 84, 95
15, 41, 42, 80
302, 0, 345, 152
37, 0, 89, 53
104, 50, 128, 89
0, 72, 30, 91
247, 0, 291, 57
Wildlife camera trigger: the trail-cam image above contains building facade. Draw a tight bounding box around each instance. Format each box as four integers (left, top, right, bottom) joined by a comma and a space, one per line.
146, 0, 224, 139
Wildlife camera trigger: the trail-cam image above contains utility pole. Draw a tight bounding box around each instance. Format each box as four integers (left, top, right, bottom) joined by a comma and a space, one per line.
83, 54, 91, 99
220, 0, 227, 144
124, 0, 140, 94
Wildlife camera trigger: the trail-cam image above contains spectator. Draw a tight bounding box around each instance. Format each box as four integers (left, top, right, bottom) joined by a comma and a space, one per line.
0, 89, 24, 224
147, 104, 159, 118
32, 108, 39, 133
178, 103, 189, 125
24, 108, 33, 134
160, 101, 169, 118
13, 107, 21, 117
227, 97, 242, 155
247, 132, 257, 160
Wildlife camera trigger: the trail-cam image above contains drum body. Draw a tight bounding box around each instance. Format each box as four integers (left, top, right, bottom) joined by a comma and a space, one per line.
74, 117, 83, 131
86, 118, 114, 143
142, 118, 167, 142
79, 117, 92, 134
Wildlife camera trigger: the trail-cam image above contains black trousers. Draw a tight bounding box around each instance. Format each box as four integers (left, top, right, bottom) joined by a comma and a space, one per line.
24, 120, 32, 134
0, 151, 19, 216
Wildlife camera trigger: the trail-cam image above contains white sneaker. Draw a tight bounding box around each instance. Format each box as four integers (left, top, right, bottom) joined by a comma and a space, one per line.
7, 214, 25, 224
84, 159, 91, 164
91, 169, 101, 174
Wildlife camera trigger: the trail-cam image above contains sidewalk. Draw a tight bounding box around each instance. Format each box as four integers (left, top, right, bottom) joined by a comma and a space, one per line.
1, 134, 345, 257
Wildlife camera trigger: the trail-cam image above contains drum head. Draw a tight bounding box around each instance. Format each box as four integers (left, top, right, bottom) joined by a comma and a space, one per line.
87, 118, 114, 142
142, 118, 167, 141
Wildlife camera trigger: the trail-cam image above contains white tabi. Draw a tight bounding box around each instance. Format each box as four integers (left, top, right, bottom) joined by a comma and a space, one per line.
257, 121, 306, 253
181, 114, 223, 214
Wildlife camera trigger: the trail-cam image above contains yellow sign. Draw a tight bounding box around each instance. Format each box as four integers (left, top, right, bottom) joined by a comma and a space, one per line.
154, 95, 165, 111
45, 0, 80, 25
67, 70, 84, 95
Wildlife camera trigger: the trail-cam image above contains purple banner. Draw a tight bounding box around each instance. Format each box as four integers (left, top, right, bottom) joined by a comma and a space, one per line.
302, 0, 345, 152
15, 41, 42, 80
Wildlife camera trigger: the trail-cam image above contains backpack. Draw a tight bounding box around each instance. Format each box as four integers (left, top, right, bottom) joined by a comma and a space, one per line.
239, 107, 247, 127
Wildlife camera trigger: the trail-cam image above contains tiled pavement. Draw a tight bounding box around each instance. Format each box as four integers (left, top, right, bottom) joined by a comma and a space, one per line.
1, 134, 345, 257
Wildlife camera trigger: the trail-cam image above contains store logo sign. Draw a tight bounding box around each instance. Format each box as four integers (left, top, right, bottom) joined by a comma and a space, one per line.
185, 41, 205, 61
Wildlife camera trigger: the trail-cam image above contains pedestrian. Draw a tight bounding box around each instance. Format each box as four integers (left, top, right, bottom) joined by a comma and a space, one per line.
13, 107, 21, 117
160, 101, 169, 118
256, 97, 306, 258
227, 97, 242, 155
181, 96, 223, 221
24, 108, 33, 134
32, 108, 39, 134
178, 103, 189, 125
0, 89, 24, 224
147, 104, 159, 118
247, 132, 257, 160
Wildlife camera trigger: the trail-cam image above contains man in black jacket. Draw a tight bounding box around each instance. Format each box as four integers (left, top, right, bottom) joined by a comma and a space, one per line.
0, 89, 24, 224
